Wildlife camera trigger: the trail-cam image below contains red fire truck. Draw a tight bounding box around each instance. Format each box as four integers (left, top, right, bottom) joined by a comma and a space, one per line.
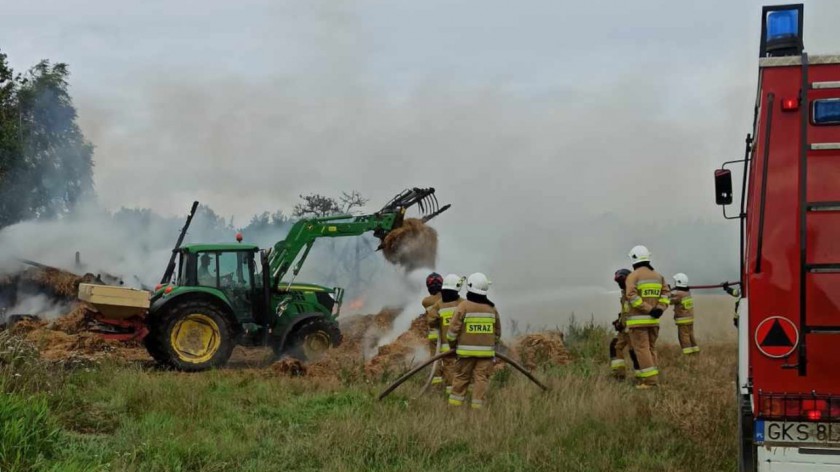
715, 4, 840, 470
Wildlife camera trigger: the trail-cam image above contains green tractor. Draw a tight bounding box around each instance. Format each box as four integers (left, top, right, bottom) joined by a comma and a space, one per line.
84, 188, 449, 371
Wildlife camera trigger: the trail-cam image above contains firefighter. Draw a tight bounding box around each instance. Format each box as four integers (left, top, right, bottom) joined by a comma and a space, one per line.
426, 274, 465, 395
422, 272, 444, 385
609, 269, 639, 380
670, 273, 699, 355
625, 245, 670, 389
446, 272, 501, 409
723, 281, 742, 327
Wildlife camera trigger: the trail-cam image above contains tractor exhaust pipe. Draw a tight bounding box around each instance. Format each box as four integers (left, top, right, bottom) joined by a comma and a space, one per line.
160, 201, 199, 285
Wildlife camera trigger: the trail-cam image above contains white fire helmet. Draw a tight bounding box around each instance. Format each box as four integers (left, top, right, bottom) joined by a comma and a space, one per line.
466, 273, 491, 295
673, 273, 689, 287
442, 274, 464, 292
628, 245, 651, 264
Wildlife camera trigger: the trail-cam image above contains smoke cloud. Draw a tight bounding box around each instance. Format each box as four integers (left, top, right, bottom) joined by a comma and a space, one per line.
3, 0, 840, 330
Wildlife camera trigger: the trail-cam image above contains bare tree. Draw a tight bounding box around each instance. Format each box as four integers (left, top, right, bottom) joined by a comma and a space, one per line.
292, 194, 341, 217
339, 191, 369, 215
293, 191, 369, 217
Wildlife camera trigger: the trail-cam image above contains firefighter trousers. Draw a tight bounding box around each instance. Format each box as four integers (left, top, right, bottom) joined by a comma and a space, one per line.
441, 356, 456, 394
430, 340, 444, 386
677, 324, 699, 354
629, 326, 659, 385
609, 332, 638, 379
449, 357, 494, 409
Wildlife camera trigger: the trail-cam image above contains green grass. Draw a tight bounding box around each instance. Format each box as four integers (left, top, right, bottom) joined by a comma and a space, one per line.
0, 324, 738, 472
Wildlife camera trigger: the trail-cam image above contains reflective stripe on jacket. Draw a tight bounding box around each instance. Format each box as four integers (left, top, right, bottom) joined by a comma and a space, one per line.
617, 289, 631, 329
625, 267, 670, 328
447, 300, 501, 358
670, 289, 695, 325
427, 299, 463, 353
422, 293, 442, 340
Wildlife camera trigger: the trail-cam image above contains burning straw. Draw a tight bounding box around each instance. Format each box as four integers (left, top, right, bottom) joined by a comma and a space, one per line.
381, 218, 438, 271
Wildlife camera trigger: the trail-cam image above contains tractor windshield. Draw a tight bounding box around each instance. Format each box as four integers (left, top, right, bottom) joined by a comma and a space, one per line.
192, 251, 252, 289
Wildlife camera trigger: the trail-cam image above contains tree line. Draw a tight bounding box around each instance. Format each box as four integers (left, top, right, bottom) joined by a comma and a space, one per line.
0, 49, 371, 232
0, 50, 94, 228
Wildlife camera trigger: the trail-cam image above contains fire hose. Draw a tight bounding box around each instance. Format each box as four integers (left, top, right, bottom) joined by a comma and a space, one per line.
378, 350, 549, 401
416, 336, 441, 397
687, 281, 740, 290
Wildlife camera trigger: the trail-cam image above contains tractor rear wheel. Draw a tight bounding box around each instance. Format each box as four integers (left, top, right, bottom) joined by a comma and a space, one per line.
146, 300, 235, 371
276, 317, 341, 362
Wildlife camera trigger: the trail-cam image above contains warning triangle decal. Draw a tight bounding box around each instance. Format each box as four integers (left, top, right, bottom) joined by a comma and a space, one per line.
761, 319, 794, 347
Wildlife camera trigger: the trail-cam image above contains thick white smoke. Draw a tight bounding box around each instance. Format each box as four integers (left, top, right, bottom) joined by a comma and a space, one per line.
3, 0, 840, 333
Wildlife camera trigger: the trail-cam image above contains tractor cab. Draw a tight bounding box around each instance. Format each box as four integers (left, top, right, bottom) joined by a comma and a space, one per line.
174, 243, 261, 321
165, 243, 342, 325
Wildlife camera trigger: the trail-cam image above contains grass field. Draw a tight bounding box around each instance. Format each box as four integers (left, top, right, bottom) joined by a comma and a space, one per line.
0, 320, 738, 472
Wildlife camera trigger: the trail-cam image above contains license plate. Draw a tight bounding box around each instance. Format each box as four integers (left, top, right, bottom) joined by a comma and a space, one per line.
758, 420, 840, 445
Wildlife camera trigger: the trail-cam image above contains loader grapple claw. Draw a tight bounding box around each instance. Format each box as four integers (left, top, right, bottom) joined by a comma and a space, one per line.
380, 187, 450, 222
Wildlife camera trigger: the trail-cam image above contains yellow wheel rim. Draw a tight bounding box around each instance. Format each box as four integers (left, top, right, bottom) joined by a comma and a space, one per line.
303, 330, 332, 360
170, 313, 222, 364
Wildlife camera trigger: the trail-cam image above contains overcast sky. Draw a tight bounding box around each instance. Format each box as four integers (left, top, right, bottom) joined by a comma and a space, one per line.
3, 0, 838, 217
2, 0, 839, 320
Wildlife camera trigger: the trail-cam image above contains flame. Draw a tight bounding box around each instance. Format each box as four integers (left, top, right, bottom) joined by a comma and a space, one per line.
347, 296, 365, 312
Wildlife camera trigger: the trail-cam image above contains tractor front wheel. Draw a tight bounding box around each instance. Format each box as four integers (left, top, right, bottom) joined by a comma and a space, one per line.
275, 317, 341, 362
147, 300, 235, 371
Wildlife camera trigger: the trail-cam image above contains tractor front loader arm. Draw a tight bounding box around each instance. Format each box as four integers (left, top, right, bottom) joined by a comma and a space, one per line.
266, 187, 449, 288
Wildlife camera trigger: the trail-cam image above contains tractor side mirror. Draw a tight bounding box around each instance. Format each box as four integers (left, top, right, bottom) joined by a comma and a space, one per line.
714, 169, 733, 206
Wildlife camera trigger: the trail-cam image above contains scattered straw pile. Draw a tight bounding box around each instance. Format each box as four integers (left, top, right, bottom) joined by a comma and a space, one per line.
272, 306, 572, 381
0, 264, 150, 364
271, 309, 431, 381
0, 267, 98, 300
512, 331, 572, 370
271, 309, 403, 381
381, 218, 438, 270
24, 268, 98, 298
271, 357, 307, 376
3, 302, 148, 363
338, 308, 400, 354
364, 317, 427, 378
8, 317, 48, 336
51, 303, 93, 334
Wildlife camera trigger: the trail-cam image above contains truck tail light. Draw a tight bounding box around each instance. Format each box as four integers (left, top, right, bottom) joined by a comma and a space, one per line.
781, 97, 799, 111
760, 397, 785, 417
759, 393, 835, 421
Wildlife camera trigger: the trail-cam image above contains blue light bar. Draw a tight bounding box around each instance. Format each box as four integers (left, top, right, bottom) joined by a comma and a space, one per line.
813, 100, 840, 125
766, 9, 799, 41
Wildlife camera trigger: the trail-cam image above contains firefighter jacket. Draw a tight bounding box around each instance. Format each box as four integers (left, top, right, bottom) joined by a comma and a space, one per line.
446, 300, 501, 358
422, 293, 442, 341
427, 297, 464, 353
616, 289, 631, 329
669, 289, 695, 325
625, 267, 670, 328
